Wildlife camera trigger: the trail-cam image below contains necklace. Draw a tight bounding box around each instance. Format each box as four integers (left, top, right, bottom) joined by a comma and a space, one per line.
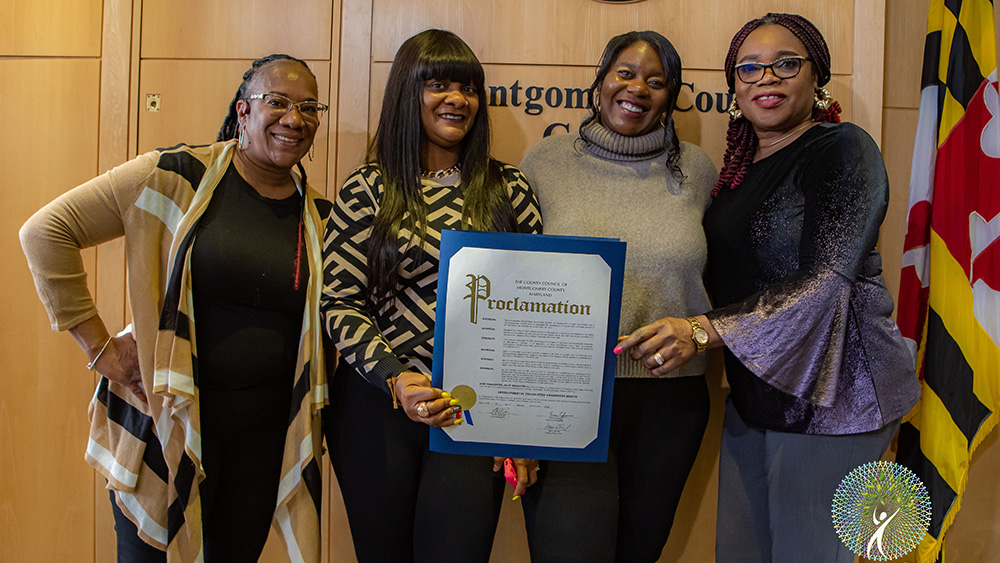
760, 121, 813, 149
293, 198, 304, 291
420, 163, 461, 179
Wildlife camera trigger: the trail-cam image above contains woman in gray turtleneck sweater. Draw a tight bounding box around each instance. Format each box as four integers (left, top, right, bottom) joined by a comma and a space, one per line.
517, 31, 717, 562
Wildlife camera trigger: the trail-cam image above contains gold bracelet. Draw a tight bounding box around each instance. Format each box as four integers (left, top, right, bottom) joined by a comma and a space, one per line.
387, 376, 400, 409
86, 336, 114, 371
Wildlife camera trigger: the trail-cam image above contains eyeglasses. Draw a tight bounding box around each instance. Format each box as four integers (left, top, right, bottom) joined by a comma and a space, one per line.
734, 56, 810, 84
248, 92, 329, 122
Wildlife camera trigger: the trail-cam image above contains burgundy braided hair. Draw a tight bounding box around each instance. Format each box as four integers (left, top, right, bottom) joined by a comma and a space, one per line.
712, 13, 843, 196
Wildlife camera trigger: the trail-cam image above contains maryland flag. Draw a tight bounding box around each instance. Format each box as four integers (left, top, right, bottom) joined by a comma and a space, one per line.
895, 0, 999, 561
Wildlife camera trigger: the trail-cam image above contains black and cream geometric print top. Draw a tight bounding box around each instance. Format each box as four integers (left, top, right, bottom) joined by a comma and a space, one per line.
322, 164, 542, 393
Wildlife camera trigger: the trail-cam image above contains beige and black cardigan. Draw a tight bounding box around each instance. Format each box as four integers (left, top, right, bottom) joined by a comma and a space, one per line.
20, 140, 330, 562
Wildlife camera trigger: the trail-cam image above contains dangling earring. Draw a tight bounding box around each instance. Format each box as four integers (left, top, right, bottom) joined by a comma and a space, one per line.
593, 90, 602, 118
727, 99, 743, 120
814, 88, 833, 111
238, 124, 247, 149
659, 113, 667, 128
308, 143, 315, 161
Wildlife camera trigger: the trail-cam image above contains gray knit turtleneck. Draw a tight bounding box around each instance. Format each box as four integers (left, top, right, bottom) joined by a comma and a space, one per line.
578, 119, 667, 161
520, 120, 718, 378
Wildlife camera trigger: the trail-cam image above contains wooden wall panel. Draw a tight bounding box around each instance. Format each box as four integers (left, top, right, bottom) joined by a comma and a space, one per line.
326, 467, 356, 562
851, 0, 886, 143
324, 0, 346, 199
948, 431, 1000, 563
658, 358, 726, 563
139, 0, 333, 59
879, 107, 919, 304
95, 0, 137, 559
335, 0, 376, 189
0, 58, 102, 562
884, 0, 930, 109
0, 0, 102, 56
136, 59, 332, 192
487, 499, 531, 562
370, 0, 854, 73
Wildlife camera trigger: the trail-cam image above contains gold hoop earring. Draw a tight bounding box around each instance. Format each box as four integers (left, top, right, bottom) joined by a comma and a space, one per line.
308, 143, 315, 161
814, 88, 833, 111
238, 124, 247, 149
593, 90, 601, 117
727, 99, 743, 120
660, 113, 667, 128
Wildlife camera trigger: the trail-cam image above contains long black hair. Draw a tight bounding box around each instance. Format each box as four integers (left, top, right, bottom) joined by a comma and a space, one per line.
582, 31, 685, 181
366, 29, 517, 309
217, 53, 318, 186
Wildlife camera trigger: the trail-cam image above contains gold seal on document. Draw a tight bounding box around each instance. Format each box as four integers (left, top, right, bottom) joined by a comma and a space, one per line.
450, 385, 478, 410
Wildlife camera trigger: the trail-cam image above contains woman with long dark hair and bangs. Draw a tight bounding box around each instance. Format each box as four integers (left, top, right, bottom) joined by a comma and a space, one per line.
622, 14, 920, 562
321, 29, 542, 562
519, 30, 717, 561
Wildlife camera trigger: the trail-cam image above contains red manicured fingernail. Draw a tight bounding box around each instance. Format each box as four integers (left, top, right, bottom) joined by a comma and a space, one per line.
613, 346, 622, 354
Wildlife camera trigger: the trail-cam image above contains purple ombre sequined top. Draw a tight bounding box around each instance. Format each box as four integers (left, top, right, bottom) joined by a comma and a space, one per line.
704, 122, 920, 435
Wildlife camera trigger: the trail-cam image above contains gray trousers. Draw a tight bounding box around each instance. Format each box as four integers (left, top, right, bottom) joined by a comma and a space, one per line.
715, 397, 899, 563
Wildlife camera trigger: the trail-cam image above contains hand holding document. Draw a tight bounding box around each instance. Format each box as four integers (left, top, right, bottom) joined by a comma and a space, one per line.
431, 231, 625, 462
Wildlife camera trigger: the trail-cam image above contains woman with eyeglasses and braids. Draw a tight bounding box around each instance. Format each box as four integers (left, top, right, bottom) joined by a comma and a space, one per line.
20, 54, 331, 562
617, 14, 920, 562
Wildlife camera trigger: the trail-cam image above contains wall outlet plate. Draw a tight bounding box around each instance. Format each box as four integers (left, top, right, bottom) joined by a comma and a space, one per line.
145, 94, 161, 112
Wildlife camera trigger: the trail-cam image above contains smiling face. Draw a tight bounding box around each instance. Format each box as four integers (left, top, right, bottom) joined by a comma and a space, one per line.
420, 79, 479, 165
598, 41, 670, 137
733, 24, 818, 139
236, 60, 320, 173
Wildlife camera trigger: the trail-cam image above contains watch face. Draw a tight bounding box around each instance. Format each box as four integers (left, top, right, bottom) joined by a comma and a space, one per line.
693, 329, 709, 345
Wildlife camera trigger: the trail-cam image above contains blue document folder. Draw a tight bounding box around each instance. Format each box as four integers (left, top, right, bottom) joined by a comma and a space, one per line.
430, 230, 626, 462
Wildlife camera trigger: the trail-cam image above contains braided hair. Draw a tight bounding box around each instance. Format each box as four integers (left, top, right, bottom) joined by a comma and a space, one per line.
217, 54, 317, 186
713, 13, 843, 196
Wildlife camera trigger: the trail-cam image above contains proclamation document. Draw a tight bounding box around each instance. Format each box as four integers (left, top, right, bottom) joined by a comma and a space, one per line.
430, 230, 626, 462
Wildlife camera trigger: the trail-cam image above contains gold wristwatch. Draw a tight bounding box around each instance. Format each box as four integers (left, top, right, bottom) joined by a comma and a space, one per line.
687, 317, 709, 353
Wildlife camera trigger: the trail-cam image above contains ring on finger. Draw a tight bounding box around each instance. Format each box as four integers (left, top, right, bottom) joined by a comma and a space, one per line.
653, 352, 665, 366
416, 401, 429, 418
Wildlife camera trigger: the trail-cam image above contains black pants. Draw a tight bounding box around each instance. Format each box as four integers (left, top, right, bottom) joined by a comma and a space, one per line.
111, 490, 166, 563
111, 411, 287, 562
521, 376, 711, 563
324, 361, 506, 563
